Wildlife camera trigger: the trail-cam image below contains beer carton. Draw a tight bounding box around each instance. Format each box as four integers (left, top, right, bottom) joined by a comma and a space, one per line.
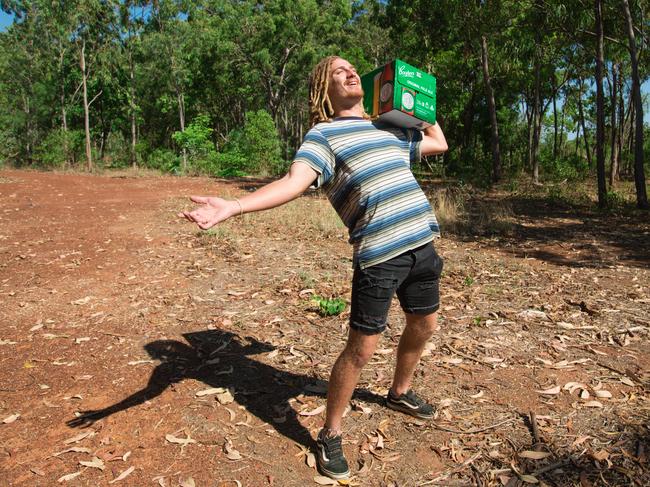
361, 59, 436, 130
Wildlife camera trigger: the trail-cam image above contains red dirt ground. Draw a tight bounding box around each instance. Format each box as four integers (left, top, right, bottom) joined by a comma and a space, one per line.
0, 169, 648, 487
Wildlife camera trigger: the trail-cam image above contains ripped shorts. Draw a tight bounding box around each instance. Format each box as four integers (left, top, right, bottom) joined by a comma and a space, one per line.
349, 243, 443, 335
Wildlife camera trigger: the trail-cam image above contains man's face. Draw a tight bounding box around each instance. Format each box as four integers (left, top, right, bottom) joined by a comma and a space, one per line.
327, 58, 363, 108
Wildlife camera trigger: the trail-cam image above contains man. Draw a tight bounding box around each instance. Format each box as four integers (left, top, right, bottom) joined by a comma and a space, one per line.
180, 56, 448, 480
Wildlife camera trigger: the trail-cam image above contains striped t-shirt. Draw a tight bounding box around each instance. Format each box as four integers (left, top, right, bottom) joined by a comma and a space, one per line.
294, 117, 440, 269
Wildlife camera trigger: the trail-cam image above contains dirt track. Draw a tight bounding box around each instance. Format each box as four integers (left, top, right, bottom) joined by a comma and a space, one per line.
1, 169, 649, 486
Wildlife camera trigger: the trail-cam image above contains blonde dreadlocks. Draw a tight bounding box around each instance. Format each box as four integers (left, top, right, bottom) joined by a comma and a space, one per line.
308, 56, 339, 127
308, 56, 371, 128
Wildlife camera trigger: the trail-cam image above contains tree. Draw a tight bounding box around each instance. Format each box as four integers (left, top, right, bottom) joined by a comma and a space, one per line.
595, 0, 607, 207
621, 0, 648, 209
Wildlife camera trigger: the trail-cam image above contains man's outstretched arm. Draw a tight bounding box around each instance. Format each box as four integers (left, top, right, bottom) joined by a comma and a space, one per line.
178, 162, 318, 230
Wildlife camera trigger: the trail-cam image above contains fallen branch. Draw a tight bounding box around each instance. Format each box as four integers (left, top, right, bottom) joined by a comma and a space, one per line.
443, 344, 493, 368
433, 417, 516, 434
530, 411, 542, 449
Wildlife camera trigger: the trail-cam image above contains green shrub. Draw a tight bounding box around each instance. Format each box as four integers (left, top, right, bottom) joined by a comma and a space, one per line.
172, 115, 217, 172
34, 129, 85, 168
145, 148, 181, 173
604, 190, 626, 209
540, 151, 589, 182
223, 110, 285, 176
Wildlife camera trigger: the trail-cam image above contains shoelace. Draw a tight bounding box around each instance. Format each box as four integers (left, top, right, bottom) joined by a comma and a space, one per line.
322, 435, 343, 457
404, 390, 425, 406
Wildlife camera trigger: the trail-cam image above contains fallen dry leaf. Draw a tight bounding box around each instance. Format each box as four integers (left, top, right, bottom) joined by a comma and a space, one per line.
57, 471, 81, 482
520, 474, 539, 484
196, 387, 227, 397
165, 433, 196, 446
108, 466, 134, 483
224, 440, 242, 461
216, 389, 234, 405
53, 447, 92, 457
313, 475, 338, 485
179, 477, 196, 487
583, 401, 603, 408
519, 450, 551, 460
299, 405, 325, 417
79, 456, 105, 470
2, 413, 20, 424
535, 385, 561, 395
63, 431, 94, 445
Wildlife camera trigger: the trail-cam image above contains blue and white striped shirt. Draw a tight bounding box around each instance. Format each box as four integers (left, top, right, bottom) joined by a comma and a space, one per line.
294, 117, 440, 269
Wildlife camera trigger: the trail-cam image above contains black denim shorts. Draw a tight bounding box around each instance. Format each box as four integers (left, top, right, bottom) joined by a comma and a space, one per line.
349, 243, 444, 335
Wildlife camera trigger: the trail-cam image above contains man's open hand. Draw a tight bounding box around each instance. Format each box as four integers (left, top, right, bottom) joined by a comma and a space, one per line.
178, 196, 239, 230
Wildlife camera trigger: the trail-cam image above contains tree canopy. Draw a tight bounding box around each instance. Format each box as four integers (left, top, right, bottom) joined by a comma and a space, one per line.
0, 0, 648, 206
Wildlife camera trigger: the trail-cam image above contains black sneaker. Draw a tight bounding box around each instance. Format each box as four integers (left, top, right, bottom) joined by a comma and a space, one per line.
386, 389, 435, 419
316, 429, 350, 480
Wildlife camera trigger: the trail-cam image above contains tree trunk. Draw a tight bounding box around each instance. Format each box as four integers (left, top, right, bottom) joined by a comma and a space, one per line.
622, 0, 649, 209
176, 87, 187, 171
525, 98, 534, 171
129, 50, 137, 168
617, 71, 624, 176
595, 0, 607, 208
531, 55, 542, 184
559, 93, 566, 156
480, 35, 502, 183
552, 74, 558, 159
577, 78, 592, 168
80, 39, 93, 171
609, 63, 619, 186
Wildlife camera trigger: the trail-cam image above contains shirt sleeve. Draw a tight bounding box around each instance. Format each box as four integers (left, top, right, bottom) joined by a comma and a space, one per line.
292, 126, 335, 188
407, 128, 423, 165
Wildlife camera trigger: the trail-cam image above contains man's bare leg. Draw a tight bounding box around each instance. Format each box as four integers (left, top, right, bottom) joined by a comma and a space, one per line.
390, 312, 439, 396
323, 328, 381, 432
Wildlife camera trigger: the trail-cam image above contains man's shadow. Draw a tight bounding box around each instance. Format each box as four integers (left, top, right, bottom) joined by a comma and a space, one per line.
67, 330, 384, 449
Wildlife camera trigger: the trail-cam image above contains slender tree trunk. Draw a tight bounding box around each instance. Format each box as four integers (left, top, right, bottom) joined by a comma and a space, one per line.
480, 35, 502, 183
595, 0, 607, 208
558, 92, 566, 154
552, 74, 558, 158
80, 39, 93, 171
58, 48, 69, 167
577, 78, 592, 168
176, 86, 187, 171
622, 0, 648, 209
525, 98, 534, 171
617, 72, 625, 176
531, 43, 542, 184
129, 50, 137, 168
609, 63, 619, 186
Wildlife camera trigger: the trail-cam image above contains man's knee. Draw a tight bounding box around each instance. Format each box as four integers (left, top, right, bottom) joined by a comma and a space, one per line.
341, 330, 380, 369
406, 312, 440, 336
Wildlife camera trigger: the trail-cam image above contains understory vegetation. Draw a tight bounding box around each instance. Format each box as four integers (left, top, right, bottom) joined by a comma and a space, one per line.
0, 0, 648, 208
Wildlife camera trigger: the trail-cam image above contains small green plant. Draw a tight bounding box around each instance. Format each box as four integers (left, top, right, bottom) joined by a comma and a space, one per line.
463, 275, 474, 287
604, 190, 626, 209
312, 295, 346, 316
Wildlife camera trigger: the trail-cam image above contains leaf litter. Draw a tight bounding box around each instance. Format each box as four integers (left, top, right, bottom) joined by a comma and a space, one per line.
2, 173, 649, 486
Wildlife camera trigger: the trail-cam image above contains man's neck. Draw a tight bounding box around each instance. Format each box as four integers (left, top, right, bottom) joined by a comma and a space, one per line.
333, 101, 364, 119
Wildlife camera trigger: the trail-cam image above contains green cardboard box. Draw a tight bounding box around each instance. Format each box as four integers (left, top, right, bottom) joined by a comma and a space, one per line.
361, 59, 436, 130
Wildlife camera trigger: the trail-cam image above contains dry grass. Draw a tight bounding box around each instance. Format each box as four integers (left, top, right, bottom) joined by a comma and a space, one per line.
429, 186, 515, 236
245, 195, 346, 239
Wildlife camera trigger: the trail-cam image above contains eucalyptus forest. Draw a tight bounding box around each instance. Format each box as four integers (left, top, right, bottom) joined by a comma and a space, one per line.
0, 0, 648, 209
